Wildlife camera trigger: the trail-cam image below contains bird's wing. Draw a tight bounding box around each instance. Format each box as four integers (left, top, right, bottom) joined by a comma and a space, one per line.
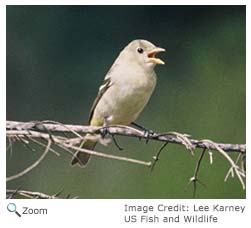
88, 76, 112, 124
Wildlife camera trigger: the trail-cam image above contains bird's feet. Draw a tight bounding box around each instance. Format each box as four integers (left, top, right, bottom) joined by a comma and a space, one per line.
131, 122, 154, 143
100, 126, 109, 138
100, 118, 124, 151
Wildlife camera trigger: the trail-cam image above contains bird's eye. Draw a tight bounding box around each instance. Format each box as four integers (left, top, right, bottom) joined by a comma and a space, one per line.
137, 48, 144, 54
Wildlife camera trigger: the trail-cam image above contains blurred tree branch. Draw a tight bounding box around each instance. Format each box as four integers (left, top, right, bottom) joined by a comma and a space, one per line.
6, 189, 78, 199
6, 120, 246, 197
6, 189, 59, 199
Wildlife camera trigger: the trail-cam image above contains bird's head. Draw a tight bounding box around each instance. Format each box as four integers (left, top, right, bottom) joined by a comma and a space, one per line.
120, 39, 165, 70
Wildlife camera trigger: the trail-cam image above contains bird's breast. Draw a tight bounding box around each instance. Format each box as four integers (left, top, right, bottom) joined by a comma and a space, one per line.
93, 71, 157, 125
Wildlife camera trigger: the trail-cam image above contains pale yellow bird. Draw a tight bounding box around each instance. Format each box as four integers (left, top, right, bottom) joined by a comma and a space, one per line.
71, 39, 165, 167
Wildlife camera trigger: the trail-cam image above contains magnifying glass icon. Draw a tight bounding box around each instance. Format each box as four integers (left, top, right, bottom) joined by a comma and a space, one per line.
7, 203, 21, 217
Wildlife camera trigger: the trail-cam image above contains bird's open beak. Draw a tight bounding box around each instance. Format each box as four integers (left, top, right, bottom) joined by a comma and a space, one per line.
147, 47, 165, 65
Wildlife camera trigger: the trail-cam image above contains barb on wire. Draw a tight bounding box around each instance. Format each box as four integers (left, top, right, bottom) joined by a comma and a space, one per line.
151, 142, 168, 172
185, 148, 207, 198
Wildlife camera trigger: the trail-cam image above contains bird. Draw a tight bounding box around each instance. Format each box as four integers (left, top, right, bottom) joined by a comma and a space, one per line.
71, 39, 165, 167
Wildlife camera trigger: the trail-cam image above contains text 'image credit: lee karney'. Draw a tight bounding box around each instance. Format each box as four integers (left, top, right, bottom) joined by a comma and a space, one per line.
124, 204, 246, 223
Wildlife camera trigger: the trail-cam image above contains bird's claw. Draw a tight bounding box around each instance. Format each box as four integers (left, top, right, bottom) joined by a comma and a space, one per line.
131, 122, 154, 144
143, 129, 154, 144
100, 127, 109, 138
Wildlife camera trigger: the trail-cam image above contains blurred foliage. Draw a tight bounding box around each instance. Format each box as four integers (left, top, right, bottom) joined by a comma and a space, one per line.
6, 6, 245, 198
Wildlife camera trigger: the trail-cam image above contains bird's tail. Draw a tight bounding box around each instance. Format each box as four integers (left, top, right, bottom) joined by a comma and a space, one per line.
71, 136, 97, 167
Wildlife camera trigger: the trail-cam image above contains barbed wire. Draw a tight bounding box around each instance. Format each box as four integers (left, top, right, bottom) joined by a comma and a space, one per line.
6, 120, 246, 198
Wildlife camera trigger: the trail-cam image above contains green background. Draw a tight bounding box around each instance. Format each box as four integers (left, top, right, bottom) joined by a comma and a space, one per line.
6, 6, 246, 198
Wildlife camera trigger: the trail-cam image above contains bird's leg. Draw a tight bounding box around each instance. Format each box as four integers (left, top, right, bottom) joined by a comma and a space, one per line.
100, 116, 109, 138
100, 116, 123, 150
131, 122, 154, 143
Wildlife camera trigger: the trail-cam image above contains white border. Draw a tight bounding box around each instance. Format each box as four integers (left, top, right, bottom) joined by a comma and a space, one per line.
246, 3, 250, 200
2, 0, 250, 5
0, 0, 6, 201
